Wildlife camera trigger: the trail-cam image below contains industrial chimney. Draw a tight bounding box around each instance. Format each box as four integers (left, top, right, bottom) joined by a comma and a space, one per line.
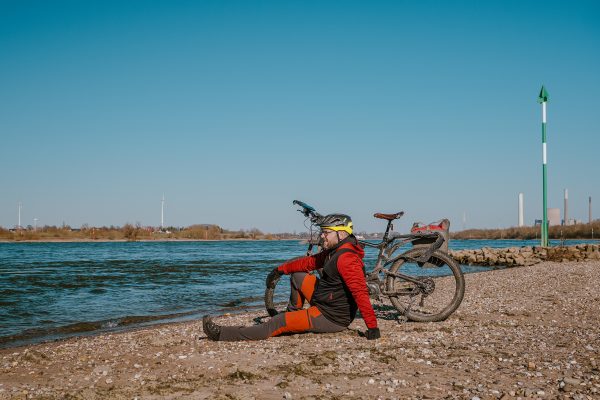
518, 193, 524, 227
564, 189, 568, 225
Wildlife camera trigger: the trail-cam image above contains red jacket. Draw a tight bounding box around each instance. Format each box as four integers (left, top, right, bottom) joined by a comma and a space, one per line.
278, 236, 378, 329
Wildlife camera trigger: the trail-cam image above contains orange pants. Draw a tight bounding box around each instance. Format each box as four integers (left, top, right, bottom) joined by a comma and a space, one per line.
217, 272, 345, 341
288, 271, 317, 310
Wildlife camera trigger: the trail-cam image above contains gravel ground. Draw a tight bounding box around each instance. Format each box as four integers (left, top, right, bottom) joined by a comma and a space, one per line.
1, 260, 599, 400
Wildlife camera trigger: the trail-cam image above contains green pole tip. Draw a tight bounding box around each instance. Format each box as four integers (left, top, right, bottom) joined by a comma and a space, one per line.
537, 85, 549, 103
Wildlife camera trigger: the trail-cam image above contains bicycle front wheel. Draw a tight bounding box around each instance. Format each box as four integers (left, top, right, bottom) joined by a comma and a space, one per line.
385, 249, 465, 322
265, 273, 284, 317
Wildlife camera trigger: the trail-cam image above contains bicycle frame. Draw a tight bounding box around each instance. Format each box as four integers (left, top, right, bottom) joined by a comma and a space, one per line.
357, 218, 445, 294
301, 205, 445, 290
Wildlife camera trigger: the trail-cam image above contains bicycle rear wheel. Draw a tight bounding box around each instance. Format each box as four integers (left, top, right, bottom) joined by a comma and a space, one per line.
385, 249, 464, 322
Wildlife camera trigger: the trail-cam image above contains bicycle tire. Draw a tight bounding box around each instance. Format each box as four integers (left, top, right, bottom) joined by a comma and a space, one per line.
264, 273, 281, 317
385, 248, 465, 322
264, 269, 323, 316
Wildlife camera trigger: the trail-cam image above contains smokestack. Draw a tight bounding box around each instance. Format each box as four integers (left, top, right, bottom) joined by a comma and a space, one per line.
518, 193, 524, 227
590, 196, 593, 224
564, 189, 568, 225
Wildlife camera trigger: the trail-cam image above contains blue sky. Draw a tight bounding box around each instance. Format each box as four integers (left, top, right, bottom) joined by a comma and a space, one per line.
1, 0, 599, 233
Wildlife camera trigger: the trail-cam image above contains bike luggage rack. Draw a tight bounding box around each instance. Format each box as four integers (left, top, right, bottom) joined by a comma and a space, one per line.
381, 231, 446, 267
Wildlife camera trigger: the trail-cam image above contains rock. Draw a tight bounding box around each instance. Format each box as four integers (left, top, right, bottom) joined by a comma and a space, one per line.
562, 377, 581, 385
560, 377, 582, 391
514, 255, 526, 266
449, 245, 595, 266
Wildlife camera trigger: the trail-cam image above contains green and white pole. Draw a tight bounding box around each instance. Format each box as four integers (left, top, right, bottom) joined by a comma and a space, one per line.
538, 85, 549, 247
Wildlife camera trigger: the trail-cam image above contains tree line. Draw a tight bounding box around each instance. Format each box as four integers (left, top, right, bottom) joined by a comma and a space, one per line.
0, 224, 282, 241
451, 221, 600, 240
4, 221, 597, 242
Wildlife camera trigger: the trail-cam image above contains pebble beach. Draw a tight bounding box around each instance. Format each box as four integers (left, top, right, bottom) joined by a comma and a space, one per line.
1, 260, 599, 400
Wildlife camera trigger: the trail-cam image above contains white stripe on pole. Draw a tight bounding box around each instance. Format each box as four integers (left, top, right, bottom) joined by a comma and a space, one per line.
543, 143, 547, 164
542, 102, 547, 123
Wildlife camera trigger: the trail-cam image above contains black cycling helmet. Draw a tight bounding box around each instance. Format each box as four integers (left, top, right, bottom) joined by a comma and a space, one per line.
318, 214, 353, 234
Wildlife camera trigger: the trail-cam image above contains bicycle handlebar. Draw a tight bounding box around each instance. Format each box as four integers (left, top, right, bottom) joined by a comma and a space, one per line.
292, 200, 315, 212
293, 200, 323, 223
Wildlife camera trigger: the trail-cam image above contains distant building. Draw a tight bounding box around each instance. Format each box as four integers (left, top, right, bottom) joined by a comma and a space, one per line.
534, 208, 562, 227
548, 208, 561, 226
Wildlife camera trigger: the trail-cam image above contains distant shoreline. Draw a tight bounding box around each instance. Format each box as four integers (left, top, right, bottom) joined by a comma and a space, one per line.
1, 237, 598, 244
0, 238, 302, 244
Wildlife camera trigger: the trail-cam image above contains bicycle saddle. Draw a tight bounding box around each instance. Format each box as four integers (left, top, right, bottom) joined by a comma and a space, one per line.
373, 212, 404, 221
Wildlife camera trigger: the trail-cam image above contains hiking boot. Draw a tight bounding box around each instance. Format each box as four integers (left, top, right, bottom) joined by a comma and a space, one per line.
202, 315, 221, 341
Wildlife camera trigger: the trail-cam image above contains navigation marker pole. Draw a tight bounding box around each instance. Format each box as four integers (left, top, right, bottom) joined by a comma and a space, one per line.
538, 86, 549, 247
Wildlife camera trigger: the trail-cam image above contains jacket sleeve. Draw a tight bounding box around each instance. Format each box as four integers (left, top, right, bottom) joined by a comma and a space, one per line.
337, 252, 378, 329
277, 250, 329, 274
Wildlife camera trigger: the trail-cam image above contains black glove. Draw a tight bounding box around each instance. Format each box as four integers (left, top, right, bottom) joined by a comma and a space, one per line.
365, 327, 381, 340
266, 268, 284, 289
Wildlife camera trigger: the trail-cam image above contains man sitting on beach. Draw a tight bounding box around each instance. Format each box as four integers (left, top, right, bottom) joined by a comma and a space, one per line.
202, 214, 380, 341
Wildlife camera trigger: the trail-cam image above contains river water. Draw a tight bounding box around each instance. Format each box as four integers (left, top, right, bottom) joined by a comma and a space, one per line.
0, 239, 594, 348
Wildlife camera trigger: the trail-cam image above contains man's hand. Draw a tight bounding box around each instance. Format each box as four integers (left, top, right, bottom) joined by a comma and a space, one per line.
266, 268, 283, 289
365, 327, 380, 340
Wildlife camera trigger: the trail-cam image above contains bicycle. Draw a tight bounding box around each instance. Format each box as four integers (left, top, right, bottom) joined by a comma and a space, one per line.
265, 200, 465, 322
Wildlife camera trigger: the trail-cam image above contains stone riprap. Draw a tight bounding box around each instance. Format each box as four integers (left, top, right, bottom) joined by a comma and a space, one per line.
450, 243, 600, 267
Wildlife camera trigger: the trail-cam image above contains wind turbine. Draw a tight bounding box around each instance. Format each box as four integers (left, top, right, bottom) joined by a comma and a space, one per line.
161, 194, 165, 230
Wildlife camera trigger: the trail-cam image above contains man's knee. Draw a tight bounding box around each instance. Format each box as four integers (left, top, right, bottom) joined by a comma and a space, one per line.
271, 309, 311, 337
290, 272, 308, 289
